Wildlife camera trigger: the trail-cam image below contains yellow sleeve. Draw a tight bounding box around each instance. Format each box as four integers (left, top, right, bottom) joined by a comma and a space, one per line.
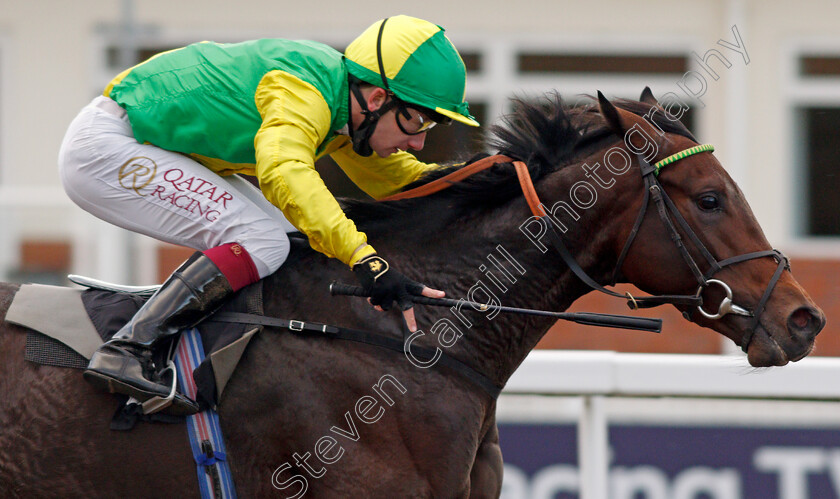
254, 70, 375, 266
328, 139, 441, 200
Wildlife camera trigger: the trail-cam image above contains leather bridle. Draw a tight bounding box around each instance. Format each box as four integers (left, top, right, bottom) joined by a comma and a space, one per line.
384, 144, 790, 353
514, 144, 790, 353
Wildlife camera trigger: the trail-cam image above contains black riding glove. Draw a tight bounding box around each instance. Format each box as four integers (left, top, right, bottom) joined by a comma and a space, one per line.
353, 254, 425, 311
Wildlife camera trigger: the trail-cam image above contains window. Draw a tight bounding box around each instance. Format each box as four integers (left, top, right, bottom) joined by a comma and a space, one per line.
514, 51, 694, 130
517, 53, 688, 74
105, 45, 179, 68
461, 51, 482, 73
790, 52, 840, 237
801, 107, 840, 236
800, 55, 840, 76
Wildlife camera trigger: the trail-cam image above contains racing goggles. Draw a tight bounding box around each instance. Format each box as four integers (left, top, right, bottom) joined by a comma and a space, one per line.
392, 101, 451, 135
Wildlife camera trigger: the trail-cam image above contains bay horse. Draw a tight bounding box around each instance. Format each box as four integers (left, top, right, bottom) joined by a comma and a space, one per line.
0, 90, 825, 498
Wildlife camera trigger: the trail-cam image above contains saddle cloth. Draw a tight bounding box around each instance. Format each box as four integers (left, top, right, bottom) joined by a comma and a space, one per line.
5, 280, 264, 408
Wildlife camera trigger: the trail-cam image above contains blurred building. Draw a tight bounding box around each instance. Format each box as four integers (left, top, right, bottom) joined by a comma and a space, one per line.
0, 0, 837, 355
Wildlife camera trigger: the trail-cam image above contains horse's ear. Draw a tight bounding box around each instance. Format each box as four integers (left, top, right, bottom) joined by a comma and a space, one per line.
640, 86, 659, 106
597, 91, 625, 136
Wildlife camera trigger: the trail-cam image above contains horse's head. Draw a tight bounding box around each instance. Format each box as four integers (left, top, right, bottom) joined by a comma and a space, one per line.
598, 90, 825, 367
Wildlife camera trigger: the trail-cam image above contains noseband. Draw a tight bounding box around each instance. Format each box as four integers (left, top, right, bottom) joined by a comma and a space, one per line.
515, 144, 790, 353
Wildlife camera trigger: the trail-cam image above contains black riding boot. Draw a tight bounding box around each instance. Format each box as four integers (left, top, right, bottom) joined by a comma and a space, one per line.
84, 252, 233, 411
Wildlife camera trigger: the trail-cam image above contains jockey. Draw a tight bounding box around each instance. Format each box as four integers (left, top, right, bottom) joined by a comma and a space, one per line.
57, 15, 478, 413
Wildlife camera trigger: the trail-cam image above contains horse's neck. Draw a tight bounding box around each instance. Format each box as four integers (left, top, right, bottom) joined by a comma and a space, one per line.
261, 164, 629, 390
392, 170, 624, 386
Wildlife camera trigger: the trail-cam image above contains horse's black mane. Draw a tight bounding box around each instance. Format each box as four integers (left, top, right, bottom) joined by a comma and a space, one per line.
343, 92, 696, 225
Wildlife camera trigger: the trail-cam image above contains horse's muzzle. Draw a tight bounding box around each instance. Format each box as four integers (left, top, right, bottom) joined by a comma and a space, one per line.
747, 305, 825, 366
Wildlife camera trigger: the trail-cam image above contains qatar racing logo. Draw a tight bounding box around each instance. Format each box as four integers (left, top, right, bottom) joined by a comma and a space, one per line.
117, 156, 157, 194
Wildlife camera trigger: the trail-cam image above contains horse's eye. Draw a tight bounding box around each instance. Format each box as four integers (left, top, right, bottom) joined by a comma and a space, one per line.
697, 194, 720, 212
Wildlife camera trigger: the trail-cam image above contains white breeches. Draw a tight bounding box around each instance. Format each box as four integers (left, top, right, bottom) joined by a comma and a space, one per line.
58, 96, 296, 278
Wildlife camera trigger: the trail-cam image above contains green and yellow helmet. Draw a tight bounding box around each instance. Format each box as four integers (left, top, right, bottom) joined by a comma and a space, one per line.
345, 15, 479, 127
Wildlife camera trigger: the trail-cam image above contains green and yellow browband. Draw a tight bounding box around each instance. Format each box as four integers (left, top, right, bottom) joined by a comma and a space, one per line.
654, 144, 715, 176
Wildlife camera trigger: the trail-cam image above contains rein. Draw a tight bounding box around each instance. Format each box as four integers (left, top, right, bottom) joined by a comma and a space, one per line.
381, 154, 513, 201
383, 145, 790, 353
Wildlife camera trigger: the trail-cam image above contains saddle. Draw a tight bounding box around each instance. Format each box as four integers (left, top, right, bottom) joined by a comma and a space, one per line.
6, 277, 265, 412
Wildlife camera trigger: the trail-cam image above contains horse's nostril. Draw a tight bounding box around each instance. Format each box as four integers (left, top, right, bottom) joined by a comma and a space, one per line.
791, 308, 810, 329
788, 307, 824, 339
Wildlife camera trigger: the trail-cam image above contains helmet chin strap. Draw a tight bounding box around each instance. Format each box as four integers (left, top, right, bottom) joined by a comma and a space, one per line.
347, 77, 396, 157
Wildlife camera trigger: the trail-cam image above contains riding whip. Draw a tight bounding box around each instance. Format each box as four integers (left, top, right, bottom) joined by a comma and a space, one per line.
329, 282, 662, 333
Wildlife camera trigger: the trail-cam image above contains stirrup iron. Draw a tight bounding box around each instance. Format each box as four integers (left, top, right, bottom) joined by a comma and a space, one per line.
141, 361, 178, 414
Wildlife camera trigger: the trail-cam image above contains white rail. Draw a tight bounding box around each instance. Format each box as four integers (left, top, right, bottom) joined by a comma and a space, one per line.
502, 351, 840, 499
504, 351, 840, 400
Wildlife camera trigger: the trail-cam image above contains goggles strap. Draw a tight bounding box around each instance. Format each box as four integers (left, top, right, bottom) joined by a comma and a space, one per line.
375, 18, 391, 92
374, 18, 415, 126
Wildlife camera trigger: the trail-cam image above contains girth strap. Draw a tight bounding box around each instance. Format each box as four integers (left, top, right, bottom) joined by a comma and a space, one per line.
211, 312, 503, 399
213, 312, 341, 335
175, 329, 237, 499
